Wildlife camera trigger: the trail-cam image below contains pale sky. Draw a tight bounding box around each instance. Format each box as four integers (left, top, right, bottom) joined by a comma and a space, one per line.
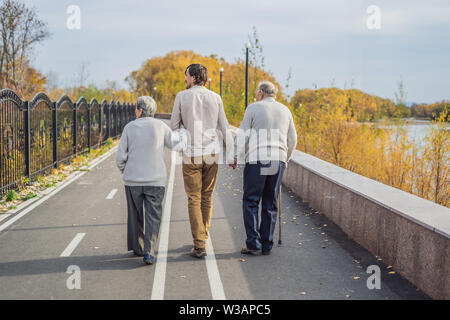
24, 0, 450, 103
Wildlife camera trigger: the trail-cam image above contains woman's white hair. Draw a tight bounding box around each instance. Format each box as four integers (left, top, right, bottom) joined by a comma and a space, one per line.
136, 96, 157, 117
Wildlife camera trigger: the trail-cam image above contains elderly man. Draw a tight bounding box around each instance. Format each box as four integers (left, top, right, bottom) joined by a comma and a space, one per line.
232, 81, 297, 256
116, 96, 186, 265
170, 63, 232, 258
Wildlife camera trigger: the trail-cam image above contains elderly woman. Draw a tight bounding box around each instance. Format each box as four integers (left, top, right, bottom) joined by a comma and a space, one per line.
116, 96, 186, 265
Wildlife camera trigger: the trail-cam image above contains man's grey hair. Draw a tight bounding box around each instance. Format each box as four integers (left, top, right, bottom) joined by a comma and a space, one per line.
136, 96, 157, 117
258, 81, 278, 97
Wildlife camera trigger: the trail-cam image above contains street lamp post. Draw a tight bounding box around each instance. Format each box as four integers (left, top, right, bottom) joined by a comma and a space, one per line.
219, 67, 223, 97
245, 42, 250, 109
208, 78, 212, 90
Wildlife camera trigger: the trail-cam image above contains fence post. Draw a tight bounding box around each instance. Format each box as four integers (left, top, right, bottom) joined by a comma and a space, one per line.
24, 101, 31, 181
113, 105, 117, 138
73, 105, 77, 155
98, 103, 102, 146
87, 105, 91, 152
53, 102, 58, 169
106, 104, 110, 139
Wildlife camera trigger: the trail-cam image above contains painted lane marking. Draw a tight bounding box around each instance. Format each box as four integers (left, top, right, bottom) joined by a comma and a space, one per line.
106, 189, 118, 199
60, 233, 86, 257
205, 236, 227, 300
151, 151, 176, 300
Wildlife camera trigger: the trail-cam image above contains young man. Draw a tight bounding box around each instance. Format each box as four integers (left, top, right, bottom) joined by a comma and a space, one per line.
170, 64, 232, 258
231, 81, 297, 256
116, 96, 186, 265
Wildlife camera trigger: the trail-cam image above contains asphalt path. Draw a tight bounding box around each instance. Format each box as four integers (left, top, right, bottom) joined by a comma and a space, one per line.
0, 123, 428, 300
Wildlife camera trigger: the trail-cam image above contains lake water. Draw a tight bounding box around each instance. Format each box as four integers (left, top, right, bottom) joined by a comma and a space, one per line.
363, 119, 449, 143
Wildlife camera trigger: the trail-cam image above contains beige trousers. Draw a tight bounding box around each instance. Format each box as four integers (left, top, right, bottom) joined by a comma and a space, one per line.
182, 154, 219, 249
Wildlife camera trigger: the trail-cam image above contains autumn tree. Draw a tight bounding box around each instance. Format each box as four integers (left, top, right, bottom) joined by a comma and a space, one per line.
126, 50, 282, 125
0, 0, 49, 93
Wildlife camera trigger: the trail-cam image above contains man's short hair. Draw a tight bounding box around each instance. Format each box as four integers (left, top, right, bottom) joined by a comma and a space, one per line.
258, 81, 278, 97
185, 64, 208, 86
136, 96, 157, 117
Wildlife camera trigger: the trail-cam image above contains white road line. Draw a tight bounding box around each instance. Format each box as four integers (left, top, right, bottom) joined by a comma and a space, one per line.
105, 188, 118, 199
0, 214, 11, 223
205, 237, 227, 300
0, 146, 117, 233
151, 151, 176, 300
60, 233, 86, 257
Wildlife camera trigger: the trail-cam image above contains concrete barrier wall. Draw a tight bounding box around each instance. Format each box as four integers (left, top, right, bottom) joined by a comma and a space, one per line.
283, 150, 450, 300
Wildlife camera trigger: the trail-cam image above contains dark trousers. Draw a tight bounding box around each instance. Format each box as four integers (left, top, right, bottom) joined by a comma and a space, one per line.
242, 161, 285, 252
125, 185, 165, 257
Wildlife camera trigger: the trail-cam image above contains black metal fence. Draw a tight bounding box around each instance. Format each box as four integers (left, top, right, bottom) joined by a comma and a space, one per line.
0, 89, 136, 197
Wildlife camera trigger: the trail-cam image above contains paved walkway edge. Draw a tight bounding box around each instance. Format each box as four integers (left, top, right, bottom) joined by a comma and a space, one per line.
0, 146, 118, 233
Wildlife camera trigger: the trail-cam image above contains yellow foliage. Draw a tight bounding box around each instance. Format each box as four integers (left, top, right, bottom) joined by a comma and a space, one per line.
126, 50, 282, 126
292, 88, 449, 207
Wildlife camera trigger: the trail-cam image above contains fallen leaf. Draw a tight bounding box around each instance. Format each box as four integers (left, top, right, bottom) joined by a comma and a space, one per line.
324, 239, 329, 242
239, 258, 246, 262
353, 276, 360, 280
387, 265, 392, 269
94, 246, 99, 249
321, 232, 325, 235
299, 291, 306, 295
388, 271, 396, 275
180, 275, 186, 278
345, 294, 351, 298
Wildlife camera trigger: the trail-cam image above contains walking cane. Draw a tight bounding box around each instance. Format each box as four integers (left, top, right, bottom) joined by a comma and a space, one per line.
278, 184, 282, 245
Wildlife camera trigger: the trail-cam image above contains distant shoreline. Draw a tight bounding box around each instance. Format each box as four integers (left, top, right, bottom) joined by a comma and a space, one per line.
361, 117, 449, 125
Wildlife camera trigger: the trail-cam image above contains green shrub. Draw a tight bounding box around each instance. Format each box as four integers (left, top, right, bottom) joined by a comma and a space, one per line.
21, 193, 37, 201
5, 190, 17, 202
104, 138, 113, 147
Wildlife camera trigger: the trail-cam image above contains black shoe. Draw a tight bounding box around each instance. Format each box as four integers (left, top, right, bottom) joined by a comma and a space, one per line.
133, 251, 144, 257
190, 247, 207, 259
262, 250, 271, 255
